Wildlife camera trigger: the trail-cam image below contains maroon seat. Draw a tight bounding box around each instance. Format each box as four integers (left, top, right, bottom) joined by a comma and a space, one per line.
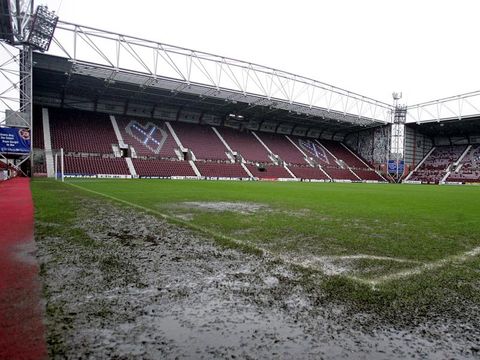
196, 162, 248, 178
49, 108, 117, 154
246, 164, 292, 179
116, 117, 178, 158
319, 140, 366, 168
256, 133, 307, 165
217, 127, 270, 162
132, 159, 195, 177
289, 165, 329, 180
171, 122, 228, 160
410, 145, 466, 183
64, 156, 130, 175
351, 168, 384, 181
447, 145, 480, 183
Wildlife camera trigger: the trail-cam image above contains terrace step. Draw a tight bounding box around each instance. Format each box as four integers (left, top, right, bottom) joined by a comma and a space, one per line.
110, 115, 126, 148
189, 160, 201, 177
125, 157, 137, 177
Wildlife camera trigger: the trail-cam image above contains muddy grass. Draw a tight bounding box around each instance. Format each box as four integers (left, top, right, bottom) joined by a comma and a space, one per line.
36, 197, 479, 359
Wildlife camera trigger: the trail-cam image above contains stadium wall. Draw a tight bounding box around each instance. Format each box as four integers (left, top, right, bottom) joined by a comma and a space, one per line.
344, 125, 390, 166
404, 126, 433, 169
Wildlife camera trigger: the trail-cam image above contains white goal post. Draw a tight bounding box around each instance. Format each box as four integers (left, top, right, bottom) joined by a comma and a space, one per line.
53, 148, 64, 182
32, 147, 64, 181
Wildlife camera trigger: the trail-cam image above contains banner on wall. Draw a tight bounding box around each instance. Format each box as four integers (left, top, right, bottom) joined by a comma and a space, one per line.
0, 127, 31, 153
388, 159, 404, 174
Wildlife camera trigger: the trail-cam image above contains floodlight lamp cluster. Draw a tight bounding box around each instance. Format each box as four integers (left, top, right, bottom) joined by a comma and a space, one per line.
25, 5, 58, 52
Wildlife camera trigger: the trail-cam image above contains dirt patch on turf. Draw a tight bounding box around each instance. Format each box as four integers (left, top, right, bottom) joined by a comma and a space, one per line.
36, 197, 480, 359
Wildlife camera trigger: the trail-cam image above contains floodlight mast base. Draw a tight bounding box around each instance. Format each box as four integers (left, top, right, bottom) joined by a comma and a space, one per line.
0, 1, 58, 178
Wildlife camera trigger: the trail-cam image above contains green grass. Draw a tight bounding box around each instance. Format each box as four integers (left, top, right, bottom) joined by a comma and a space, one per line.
62, 179, 480, 262
32, 178, 480, 323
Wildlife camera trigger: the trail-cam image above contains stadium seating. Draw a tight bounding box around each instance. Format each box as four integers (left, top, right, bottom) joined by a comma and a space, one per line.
447, 145, 480, 183
319, 139, 367, 168
245, 164, 293, 179
409, 145, 467, 183
64, 156, 130, 175
33, 161, 47, 175
132, 159, 196, 178
195, 161, 249, 178
351, 168, 385, 181
288, 165, 330, 180
216, 127, 271, 162
292, 137, 337, 166
170, 122, 228, 160
256, 133, 307, 165
116, 117, 178, 159
33, 107, 390, 181
49, 108, 118, 154
323, 167, 358, 181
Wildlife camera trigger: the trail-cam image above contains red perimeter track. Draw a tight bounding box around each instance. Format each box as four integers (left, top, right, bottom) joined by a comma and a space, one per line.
0, 178, 47, 360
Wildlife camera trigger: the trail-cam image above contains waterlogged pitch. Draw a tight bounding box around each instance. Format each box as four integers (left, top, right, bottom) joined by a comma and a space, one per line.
66, 179, 480, 283
32, 179, 480, 357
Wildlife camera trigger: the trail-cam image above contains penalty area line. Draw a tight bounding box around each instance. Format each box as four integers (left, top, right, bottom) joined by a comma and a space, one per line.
350, 246, 480, 287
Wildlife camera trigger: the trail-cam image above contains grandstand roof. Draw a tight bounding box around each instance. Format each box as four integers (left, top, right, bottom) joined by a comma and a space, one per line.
0, 0, 14, 44
407, 116, 480, 138
33, 52, 388, 137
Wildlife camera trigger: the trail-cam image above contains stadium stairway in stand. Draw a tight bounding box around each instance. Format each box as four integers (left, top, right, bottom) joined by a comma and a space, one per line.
289, 165, 330, 180
170, 122, 229, 161
408, 145, 467, 184
318, 139, 384, 181
446, 145, 480, 183
216, 127, 271, 163
255, 132, 307, 165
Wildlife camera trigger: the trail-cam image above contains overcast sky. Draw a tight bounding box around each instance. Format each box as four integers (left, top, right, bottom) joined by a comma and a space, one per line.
42, 0, 480, 106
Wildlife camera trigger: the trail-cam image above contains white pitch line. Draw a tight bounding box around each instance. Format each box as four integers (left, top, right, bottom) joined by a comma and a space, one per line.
64, 181, 480, 286
66, 182, 254, 252
351, 246, 480, 287
328, 254, 421, 263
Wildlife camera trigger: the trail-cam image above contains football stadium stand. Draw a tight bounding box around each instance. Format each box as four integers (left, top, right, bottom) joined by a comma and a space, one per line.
64, 156, 130, 176
245, 164, 293, 179
31, 107, 391, 181
447, 145, 480, 183
116, 117, 178, 159
216, 127, 271, 163
49, 108, 117, 155
170, 122, 228, 161
319, 140, 367, 168
294, 137, 337, 166
288, 165, 330, 180
409, 145, 467, 183
195, 161, 249, 178
132, 159, 196, 178
255, 133, 307, 165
